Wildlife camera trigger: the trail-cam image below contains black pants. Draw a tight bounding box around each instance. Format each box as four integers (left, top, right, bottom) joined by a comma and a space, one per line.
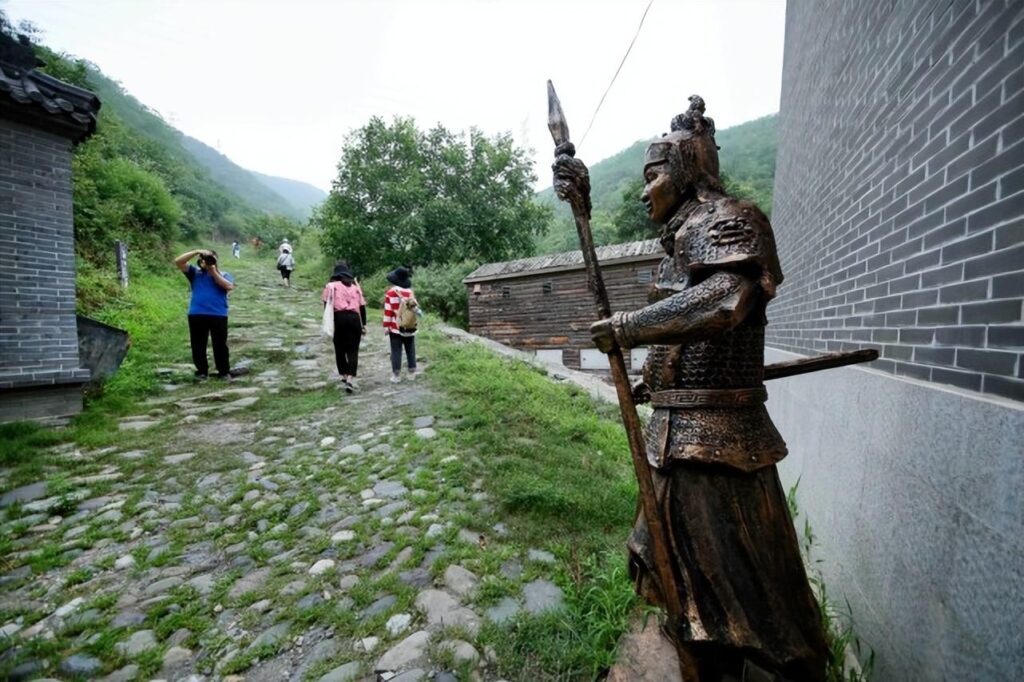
188, 314, 230, 376
389, 332, 416, 373
333, 311, 362, 376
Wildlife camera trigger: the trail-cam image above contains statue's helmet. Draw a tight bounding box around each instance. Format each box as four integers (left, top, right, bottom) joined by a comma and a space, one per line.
644, 95, 722, 192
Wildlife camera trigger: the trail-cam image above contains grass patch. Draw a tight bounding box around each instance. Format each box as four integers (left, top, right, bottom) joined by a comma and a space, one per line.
420, 330, 636, 555
0, 422, 63, 467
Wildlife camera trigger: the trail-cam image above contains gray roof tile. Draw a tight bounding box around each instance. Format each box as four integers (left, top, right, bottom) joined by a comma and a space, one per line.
464, 239, 662, 283
0, 63, 100, 142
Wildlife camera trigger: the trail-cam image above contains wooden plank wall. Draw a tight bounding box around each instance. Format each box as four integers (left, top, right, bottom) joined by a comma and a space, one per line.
466, 257, 662, 371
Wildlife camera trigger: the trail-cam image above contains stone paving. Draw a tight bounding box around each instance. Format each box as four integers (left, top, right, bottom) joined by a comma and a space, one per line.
0, 260, 565, 681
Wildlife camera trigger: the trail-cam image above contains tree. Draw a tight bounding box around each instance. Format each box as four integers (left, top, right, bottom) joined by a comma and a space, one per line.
249, 213, 303, 246
315, 116, 551, 273
612, 177, 658, 243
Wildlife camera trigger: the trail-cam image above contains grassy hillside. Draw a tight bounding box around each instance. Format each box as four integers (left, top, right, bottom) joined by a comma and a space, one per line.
17, 37, 306, 313
535, 114, 777, 253
250, 171, 327, 220
62, 57, 297, 229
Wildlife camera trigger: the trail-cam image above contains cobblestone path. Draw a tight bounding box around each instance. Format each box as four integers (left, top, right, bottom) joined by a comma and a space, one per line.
0, 258, 565, 681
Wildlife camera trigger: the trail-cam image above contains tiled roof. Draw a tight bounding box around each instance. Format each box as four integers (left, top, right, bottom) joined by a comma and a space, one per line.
0, 62, 100, 142
464, 239, 662, 283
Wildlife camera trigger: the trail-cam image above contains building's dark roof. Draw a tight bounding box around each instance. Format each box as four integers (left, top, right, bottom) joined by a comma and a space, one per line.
0, 62, 100, 143
464, 239, 662, 283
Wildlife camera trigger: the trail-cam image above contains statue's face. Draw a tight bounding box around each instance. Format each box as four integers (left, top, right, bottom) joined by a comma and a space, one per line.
641, 163, 680, 224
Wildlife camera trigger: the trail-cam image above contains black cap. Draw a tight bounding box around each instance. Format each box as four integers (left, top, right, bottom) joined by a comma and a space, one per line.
386, 266, 412, 289
331, 262, 355, 280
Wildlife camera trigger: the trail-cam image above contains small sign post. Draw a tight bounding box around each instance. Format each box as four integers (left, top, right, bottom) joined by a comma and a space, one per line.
115, 240, 128, 289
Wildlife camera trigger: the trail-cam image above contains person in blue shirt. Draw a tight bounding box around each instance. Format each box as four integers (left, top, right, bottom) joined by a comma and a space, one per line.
174, 248, 236, 379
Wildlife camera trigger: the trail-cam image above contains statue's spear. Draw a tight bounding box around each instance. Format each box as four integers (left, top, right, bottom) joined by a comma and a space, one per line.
547, 80, 695, 677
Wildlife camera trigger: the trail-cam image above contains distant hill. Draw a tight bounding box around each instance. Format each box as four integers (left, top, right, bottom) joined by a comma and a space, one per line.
179, 135, 302, 220
250, 171, 327, 220
535, 114, 777, 253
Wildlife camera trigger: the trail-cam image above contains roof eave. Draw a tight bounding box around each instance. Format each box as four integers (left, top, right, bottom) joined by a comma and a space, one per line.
463, 252, 662, 284
0, 98, 96, 142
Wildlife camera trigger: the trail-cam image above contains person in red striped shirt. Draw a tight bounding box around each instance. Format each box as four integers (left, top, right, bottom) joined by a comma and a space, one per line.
382, 266, 419, 383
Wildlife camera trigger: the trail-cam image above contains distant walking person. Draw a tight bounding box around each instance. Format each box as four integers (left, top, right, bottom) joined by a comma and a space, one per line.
322, 262, 367, 392
173, 248, 235, 380
232, 241, 241, 258
382, 266, 419, 383
276, 246, 295, 287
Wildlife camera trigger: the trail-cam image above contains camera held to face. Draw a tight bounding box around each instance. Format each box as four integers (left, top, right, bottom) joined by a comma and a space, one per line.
199, 252, 217, 268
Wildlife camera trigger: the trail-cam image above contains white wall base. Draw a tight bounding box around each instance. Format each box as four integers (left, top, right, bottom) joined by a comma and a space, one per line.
765, 347, 1024, 681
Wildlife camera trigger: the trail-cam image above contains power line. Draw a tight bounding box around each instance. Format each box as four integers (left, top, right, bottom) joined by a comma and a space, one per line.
578, 0, 655, 149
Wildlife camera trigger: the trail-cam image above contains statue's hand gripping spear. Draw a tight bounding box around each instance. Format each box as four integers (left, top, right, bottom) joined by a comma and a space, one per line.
547, 81, 694, 674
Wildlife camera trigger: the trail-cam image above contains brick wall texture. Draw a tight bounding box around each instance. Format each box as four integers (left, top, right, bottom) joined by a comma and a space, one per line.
769, 0, 1024, 401
0, 119, 88, 390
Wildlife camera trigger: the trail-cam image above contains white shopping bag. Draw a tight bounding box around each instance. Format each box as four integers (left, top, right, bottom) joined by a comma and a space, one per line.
321, 286, 334, 337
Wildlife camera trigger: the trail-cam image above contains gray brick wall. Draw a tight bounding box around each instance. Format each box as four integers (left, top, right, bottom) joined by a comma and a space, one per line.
0, 119, 89, 389
769, 0, 1024, 401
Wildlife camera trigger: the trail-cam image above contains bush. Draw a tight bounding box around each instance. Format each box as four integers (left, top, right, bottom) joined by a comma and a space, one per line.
354, 261, 476, 328
73, 151, 182, 265
412, 261, 478, 328
75, 256, 123, 315
358, 268, 391, 307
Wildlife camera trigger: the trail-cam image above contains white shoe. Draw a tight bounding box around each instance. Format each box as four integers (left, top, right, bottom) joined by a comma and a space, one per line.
348, 378, 358, 391
408, 371, 417, 381
390, 375, 401, 384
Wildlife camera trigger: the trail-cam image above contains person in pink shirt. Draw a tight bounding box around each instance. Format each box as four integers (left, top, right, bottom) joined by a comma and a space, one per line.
321, 262, 366, 392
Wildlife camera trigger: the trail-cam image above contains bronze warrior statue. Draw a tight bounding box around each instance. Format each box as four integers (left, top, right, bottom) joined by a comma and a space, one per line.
560, 96, 830, 681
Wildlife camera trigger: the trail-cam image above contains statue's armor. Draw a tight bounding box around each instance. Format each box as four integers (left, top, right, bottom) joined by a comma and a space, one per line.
640, 198, 787, 472
607, 97, 830, 680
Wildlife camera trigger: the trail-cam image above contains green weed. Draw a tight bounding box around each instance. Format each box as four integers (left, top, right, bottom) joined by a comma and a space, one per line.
787, 483, 875, 681
63, 567, 93, 588
481, 552, 636, 680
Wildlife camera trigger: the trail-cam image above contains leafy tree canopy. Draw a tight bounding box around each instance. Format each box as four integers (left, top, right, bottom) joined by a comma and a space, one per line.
315, 116, 551, 273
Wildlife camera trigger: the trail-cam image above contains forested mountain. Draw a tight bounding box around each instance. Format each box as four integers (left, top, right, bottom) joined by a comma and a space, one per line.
178, 135, 302, 220
250, 171, 327, 220
536, 138, 651, 217
535, 114, 777, 253
61, 56, 302, 230
23, 48, 311, 257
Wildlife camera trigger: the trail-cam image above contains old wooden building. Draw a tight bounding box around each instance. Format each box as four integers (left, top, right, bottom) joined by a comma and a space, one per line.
463, 239, 663, 372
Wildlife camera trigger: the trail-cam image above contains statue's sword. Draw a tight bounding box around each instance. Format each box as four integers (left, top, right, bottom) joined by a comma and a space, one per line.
547, 81, 695, 674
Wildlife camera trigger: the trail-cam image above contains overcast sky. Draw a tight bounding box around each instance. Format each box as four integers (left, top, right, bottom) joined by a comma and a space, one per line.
3, 0, 786, 192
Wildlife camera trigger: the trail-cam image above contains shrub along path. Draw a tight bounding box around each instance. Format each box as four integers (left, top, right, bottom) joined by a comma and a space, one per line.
0, 253, 638, 681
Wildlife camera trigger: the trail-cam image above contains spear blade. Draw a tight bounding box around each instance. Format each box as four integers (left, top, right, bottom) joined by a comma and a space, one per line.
547, 80, 571, 148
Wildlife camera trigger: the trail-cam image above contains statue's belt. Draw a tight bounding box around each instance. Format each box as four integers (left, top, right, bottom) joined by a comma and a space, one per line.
649, 387, 767, 408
